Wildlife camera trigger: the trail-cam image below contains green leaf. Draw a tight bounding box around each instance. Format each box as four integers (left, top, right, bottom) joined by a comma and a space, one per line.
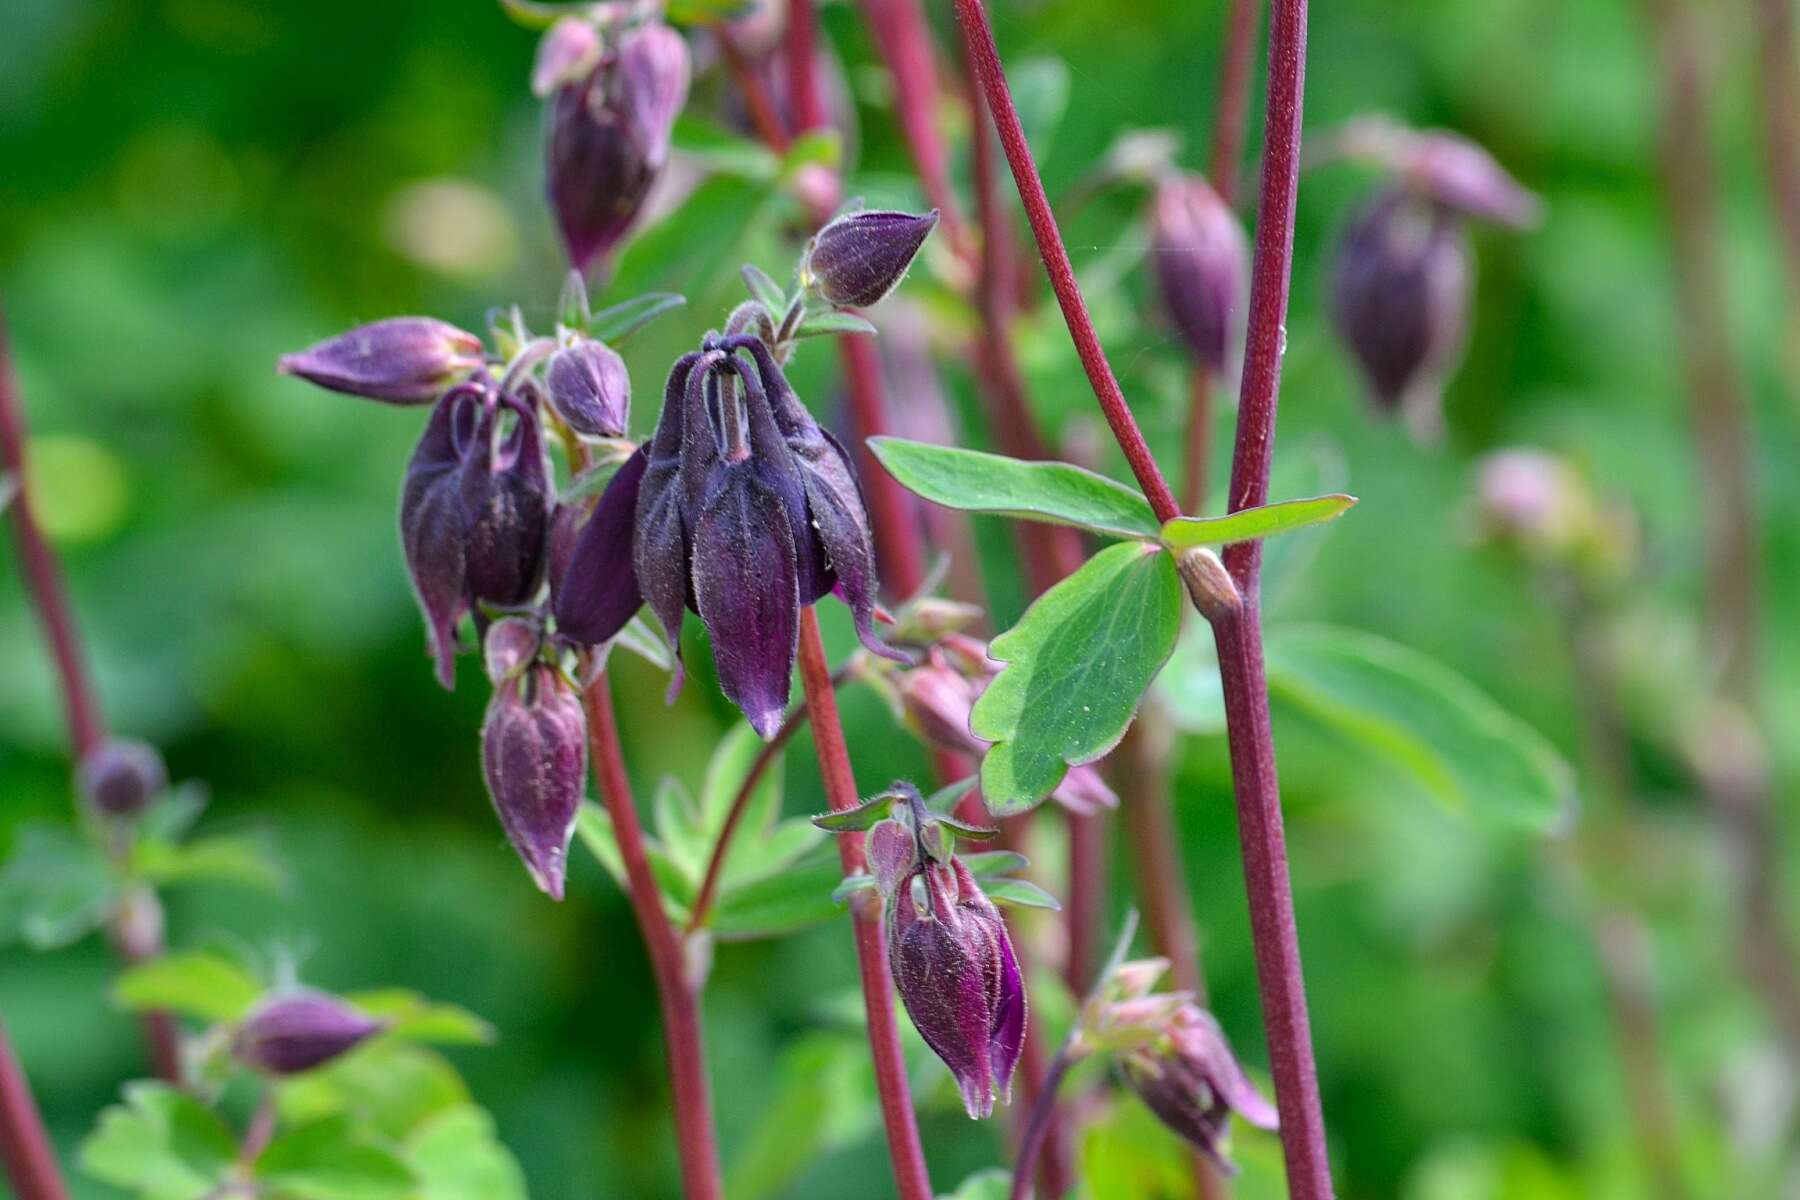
586, 292, 686, 343
830, 874, 876, 904
255, 1115, 416, 1200
870, 438, 1160, 541
277, 1042, 471, 1143
741, 264, 790, 312
941, 1168, 1013, 1200
613, 612, 674, 671
495, 0, 586, 31
342, 990, 495, 1045
80, 1081, 238, 1200
981, 877, 1063, 911
972, 542, 1183, 814
959, 850, 1030, 878
0, 823, 119, 950
780, 129, 843, 177
922, 777, 979, 814
724, 1032, 879, 1200
653, 776, 709, 883
1159, 492, 1353, 554
406, 1106, 529, 1200
673, 115, 780, 181
132, 833, 287, 892
136, 781, 209, 845
558, 445, 635, 505
666, 0, 756, 24
790, 311, 878, 339
699, 720, 781, 844
113, 951, 263, 1023
711, 847, 845, 939
576, 803, 693, 920
1160, 494, 1357, 550
1011, 57, 1072, 163
812, 794, 895, 833
1263, 625, 1577, 831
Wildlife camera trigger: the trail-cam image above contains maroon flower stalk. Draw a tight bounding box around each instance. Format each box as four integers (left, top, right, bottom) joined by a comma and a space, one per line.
951, 3, 1336, 1196
0, 1018, 67, 1200
798, 608, 935, 1200
0, 309, 182, 1084
581, 669, 724, 1200
1208, 0, 1261, 209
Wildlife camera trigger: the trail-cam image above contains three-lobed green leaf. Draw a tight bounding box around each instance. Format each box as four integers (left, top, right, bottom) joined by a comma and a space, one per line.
971, 541, 1184, 814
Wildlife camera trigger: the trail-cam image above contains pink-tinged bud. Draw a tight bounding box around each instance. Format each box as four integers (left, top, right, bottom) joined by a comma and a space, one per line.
483, 616, 542, 684
278, 318, 484, 405
1474, 449, 1584, 550
546, 340, 631, 437
1147, 174, 1249, 379
235, 991, 382, 1076
804, 210, 939, 309
899, 664, 984, 756
886, 852, 1025, 1119
481, 664, 587, 899
546, 22, 691, 275
532, 18, 602, 99
1120, 1005, 1278, 1172
1328, 189, 1469, 422
1401, 131, 1543, 229
76, 739, 167, 817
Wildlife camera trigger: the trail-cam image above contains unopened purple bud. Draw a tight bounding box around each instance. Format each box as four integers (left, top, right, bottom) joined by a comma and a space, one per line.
401, 387, 479, 689
76, 739, 167, 817
1121, 1005, 1277, 1172
278, 318, 483, 405
617, 22, 691, 161
532, 18, 602, 99
546, 340, 631, 437
887, 856, 1025, 1119
804, 210, 939, 309
483, 616, 542, 684
1148, 174, 1249, 379
460, 395, 553, 607
481, 664, 587, 899
235, 991, 382, 1076
1401, 131, 1542, 229
1328, 189, 1470, 417
899, 664, 984, 757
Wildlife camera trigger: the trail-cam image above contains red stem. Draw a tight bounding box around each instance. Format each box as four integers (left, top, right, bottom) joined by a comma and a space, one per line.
0, 1018, 67, 1200
581, 671, 724, 1200
717, 28, 792, 154
951, 0, 1181, 526
953, 3, 1335, 1193
798, 608, 934, 1200
0, 311, 182, 1084
1208, 0, 1261, 208
839, 334, 927, 597
785, 0, 828, 133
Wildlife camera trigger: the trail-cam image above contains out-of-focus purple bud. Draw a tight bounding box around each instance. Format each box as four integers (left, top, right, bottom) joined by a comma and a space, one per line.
1474, 449, 1585, 550
401, 386, 480, 689
546, 22, 691, 275
76, 739, 167, 817
532, 18, 603, 99
1402, 131, 1543, 229
481, 664, 588, 900
278, 318, 483, 405
1147, 174, 1249, 379
546, 340, 631, 437
235, 991, 383, 1076
483, 616, 542, 684
1328, 189, 1470, 424
886, 854, 1025, 1119
1121, 1005, 1278, 1173
459, 394, 553, 607
803, 210, 940, 309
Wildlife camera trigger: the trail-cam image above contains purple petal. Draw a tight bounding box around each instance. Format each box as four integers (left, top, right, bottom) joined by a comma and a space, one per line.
989, 920, 1026, 1104
691, 468, 799, 738
400, 391, 475, 688
481, 666, 588, 899
554, 447, 646, 644
890, 891, 999, 1119
278, 317, 483, 405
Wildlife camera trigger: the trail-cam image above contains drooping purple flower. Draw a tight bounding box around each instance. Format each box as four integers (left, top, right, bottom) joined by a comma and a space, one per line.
546, 22, 691, 275
546, 339, 631, 437
481, 663, 588, 899
878, 823, 1025, 1119
278, 318, 484, 405
1328, 187, 1470, 420
1120, 1005, 1279, 1172
1147, 173, 1249, 380
401, 386, 480, 688
803, 210, 940, 309
1326, 117, 1542, 230
76, 739, 167, 818
532, 17, 602, 99
235, 991, 383, 1076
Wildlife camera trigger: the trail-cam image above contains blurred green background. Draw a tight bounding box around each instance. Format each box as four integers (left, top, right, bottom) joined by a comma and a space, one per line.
3, 0, 1798, 1197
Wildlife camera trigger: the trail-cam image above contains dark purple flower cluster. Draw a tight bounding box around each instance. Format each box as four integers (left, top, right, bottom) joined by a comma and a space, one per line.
555, 334, 901, 737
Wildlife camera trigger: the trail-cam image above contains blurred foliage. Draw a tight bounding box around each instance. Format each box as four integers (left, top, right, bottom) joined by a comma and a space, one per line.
4, 0, 1799, 1198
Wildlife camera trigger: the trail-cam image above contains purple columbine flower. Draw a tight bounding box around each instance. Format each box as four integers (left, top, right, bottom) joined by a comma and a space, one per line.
401, 384, 553, 688
1147, 173, 1248, 381
803, 209, 939, 309
531, 17, 603, 99
481, 662, 588, 899
1328, 187, 1470, 424
546, 21, 691, 275
869, 815, 1025, 1119
1120, 1004, 1279, 1172
76, 739, 167, 818
545, 338, 631, 437
278, 318, 484, 405
553, 337, 900, 737
235, 991, 383, 1076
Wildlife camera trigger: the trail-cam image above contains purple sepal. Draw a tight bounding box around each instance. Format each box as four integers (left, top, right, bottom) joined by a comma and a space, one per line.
279, 318, 482, 405
235, 991, 383, 1076
481, 664, 588, 900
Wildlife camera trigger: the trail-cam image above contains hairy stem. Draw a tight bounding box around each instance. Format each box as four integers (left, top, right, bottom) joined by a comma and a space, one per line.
1644, 0, 1800, 1063
0, 311, 182, 1084
1208, 0, 1261, 208
581, 670, 724, 1200
1008, 1041, 1076, 1200
0, 1018, 67, 1200
798, 608, 935, 1200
